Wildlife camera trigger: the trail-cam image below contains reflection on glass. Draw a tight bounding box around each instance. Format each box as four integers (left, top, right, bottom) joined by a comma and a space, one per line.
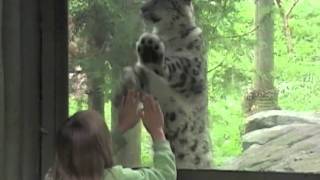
68, 0, 320, 173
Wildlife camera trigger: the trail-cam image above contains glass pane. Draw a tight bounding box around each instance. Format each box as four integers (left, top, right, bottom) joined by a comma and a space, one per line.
68, 0, 320, 173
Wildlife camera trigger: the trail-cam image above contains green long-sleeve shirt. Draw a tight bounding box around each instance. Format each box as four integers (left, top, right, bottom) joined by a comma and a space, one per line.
108, 130, 177, 180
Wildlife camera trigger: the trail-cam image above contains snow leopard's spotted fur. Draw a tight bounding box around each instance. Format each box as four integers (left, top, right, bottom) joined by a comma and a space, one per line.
114, 0, 212, 169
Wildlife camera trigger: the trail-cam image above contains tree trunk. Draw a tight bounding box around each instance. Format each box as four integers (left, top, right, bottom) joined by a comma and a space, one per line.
111, 106, 141, 167
109, 0, 144, 167
88, 74, 105, 116
244, 0, 280, 115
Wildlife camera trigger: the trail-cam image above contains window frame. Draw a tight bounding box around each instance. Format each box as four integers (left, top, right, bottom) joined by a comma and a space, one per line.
40, 0, 68, 178
177, 169, 320, 180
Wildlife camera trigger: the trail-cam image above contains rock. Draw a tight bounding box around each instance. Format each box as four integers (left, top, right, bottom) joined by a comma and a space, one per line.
243, 124, 296, 150
221, 123, 320, 173
246, 110, 320, 133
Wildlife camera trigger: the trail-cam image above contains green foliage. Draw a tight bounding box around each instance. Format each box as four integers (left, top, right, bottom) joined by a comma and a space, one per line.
201, 0, 320, 166
273, 0, 320, 112
69, 97, 88, 116
208, 93, 244, 166
201, 1, 255, 165
69, 0, 144, 102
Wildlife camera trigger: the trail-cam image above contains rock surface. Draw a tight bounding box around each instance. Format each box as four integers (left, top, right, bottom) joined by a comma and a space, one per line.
221, 110, 320, 173
245, 110, 320, 133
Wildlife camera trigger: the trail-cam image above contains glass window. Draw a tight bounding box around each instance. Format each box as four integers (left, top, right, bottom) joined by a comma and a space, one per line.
68, 0, 320, 173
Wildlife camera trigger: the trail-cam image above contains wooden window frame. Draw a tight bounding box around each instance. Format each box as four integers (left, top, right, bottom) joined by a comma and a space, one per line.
40, 0, 68, 178
40, 0, 320, 179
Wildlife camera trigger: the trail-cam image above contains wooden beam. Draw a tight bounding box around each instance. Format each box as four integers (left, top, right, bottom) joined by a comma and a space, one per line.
40, 0, 68, 178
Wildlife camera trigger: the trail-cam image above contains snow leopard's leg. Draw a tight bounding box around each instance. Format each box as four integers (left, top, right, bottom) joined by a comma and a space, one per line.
112, 66, 148, 109
113, 32, 165, 109
136, 33, 212, 169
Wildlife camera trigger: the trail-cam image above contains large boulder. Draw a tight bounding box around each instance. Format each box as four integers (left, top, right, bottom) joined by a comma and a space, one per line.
245, 110, 320, 133
221, 111, 320, 173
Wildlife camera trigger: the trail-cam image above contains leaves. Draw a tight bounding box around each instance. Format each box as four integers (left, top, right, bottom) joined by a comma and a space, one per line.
202, 0, 320, 166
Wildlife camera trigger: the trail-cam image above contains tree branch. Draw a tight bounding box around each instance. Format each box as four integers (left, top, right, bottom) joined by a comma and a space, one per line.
222, 25, 260, 39
207, 61, 224, 73
274, 0, 297, 54
274, 0, 282, 9
286, 0, 300, 17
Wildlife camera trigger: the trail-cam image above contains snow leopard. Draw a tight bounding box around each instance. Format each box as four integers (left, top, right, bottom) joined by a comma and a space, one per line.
114, 0, 212, 169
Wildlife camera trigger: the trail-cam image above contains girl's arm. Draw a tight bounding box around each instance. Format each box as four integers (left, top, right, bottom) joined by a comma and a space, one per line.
110, 94, 177, 180
120, 94, 176, 180
117, 139, 176, 180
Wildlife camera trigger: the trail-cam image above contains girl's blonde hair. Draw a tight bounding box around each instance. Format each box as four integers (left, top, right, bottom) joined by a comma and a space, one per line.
52, 110, 113, 180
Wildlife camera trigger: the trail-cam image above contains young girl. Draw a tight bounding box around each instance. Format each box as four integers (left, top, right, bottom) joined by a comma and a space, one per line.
45, 91, 176, 180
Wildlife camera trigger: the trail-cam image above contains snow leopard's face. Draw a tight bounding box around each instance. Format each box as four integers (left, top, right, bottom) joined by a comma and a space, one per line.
141, 0, 193, 28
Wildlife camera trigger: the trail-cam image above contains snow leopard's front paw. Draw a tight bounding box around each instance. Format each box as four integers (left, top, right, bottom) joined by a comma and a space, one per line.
136, 33, 165, 67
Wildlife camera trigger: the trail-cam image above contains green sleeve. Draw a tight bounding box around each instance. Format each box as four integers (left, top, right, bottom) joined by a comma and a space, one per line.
116, 140, 176, 180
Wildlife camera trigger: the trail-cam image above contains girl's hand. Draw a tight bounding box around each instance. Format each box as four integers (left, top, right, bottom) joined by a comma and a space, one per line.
117, 90, 142, 133
141, 94, 165, 141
